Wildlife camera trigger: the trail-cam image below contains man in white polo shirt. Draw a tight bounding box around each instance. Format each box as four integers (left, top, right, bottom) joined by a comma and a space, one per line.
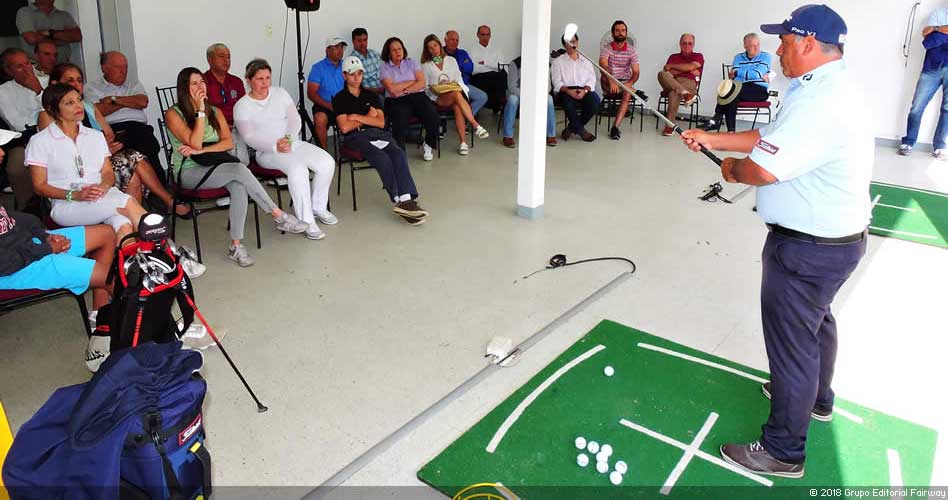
469, 25, 508, 112
85, 51, 165, 183
0, 48, 45, 208
680, 4, 870, 478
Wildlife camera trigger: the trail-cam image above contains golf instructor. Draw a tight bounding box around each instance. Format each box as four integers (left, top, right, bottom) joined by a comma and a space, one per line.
680, 4, 871, 478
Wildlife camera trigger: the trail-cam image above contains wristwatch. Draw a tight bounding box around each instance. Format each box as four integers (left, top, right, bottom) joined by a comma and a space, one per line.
110, 96, 116, 105
195, 110, 206, 119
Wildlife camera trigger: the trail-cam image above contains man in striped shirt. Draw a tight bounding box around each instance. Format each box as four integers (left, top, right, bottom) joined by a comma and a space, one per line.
599, 20, 640, 140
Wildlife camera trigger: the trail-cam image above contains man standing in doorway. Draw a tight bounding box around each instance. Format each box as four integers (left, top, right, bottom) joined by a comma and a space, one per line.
16, 0, 82, 64
679, 4, 870, 478
898, 5, 948, 160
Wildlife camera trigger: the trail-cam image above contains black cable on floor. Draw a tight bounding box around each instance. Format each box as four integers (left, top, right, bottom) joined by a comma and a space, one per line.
517, 254, 637, 282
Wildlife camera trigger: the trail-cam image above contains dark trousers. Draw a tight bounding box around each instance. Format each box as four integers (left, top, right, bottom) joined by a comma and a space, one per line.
759, 230, 866, 464
470, 70, 508, 110
110, 121, 166, 185
714, 84, 769, 131
345, 129, 417, 202
384, 92, 439, 150
560, 91, 601, 133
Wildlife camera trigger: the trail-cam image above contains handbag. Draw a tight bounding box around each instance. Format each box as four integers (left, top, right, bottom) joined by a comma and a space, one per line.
189, 151, 240, 167
430, 81, 463, 96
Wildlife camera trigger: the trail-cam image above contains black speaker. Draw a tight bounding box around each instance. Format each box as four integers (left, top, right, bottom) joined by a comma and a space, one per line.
284, 0, 320, 11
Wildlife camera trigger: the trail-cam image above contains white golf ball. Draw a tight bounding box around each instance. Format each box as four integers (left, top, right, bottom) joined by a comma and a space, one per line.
610, 470, 623, 485
576, 453, 589, 467
587, 441, 600, 454
615, 460, 628, 474
596, 461, 609, 474
596, 450, 610, 463
600, 444, 613, 456
575, 436, 587, 450
604, 366, 615, 377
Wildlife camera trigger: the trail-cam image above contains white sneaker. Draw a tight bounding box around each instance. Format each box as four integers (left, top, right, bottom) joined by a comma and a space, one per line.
475, 125, 489, 139
897, 144, 912, 156
314, 210, 338, 225
228, 243, 255, 267
85, 335, 111, 372
2, 186, 12, 194
305, 223, 326, 240
88, 309, 98, 332
423, 143, 434, 161
934, 149, 946, 161
178, 322, 227, 350
215, 197, 231, 207
274, 212, 308, 233
458, 142, 470, 155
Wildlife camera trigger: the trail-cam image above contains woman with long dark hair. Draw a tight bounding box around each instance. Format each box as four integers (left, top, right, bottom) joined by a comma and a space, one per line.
420, 34, 488, 155
165, 67, 307, 267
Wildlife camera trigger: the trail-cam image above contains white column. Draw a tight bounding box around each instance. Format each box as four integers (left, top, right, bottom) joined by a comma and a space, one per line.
516, 0, 552, 219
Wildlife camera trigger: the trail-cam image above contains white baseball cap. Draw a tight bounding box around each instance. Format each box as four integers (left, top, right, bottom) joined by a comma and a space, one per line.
0, 129, 22, 146
342, 56, 365, 74
325, 36, 348, 48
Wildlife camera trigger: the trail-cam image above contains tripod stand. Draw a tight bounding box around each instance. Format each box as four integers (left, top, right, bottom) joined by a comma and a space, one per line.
291, 7, 317, 142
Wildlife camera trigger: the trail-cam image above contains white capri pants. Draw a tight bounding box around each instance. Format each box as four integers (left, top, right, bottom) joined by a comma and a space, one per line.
51, 187, 132, 231
256, 141, 335, 225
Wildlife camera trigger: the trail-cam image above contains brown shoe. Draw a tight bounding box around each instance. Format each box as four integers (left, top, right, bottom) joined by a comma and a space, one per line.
503, 137, 516, 148
561, 128, 573, 141
398, 214, 426, 225
662, 126, 674, 136
546, 136, 557, 146
392, 199, 428, 218
579, 129, 596, 142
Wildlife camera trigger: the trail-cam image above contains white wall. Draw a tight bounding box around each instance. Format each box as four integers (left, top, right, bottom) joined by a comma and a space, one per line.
552, 0, 943, 143
125, 0, 523, 126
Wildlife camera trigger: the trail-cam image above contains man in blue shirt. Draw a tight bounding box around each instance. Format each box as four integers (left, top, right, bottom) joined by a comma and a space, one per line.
307, 36, 347, 149
705, 33, 773, 132
899, 7, 948, 159
444, 30, 487, 116
680, 5, 870, 479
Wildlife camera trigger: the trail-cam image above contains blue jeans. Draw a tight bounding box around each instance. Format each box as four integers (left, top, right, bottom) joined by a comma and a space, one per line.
468, 85, 488, 116
501, 94, 557, 139
902, 66, 948, 150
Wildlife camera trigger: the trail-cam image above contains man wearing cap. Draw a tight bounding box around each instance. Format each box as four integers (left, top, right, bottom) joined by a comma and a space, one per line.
307, 37, 348, 150
332, 56, 429, 225
705, 33, 773, 132
680, 5, 870, 478
899, 6, 948, 160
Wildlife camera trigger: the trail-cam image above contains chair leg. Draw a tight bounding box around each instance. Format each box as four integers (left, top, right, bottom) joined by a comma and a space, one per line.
752, 109, 760, 130
192, 209, 203, 263
74, 292, 92, 338
276, 184, 283, 210
253, 202, 261, 249
350, 162, 358, 211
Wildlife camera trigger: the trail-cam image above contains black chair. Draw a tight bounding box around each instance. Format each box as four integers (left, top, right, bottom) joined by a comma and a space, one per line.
721, 64, 780, 130
157, 119, 260, 262
595, 77, 645, 136
331, 124, 373, 211
1, 289, 91, 337
155, 85, 177, 115
655, 73, 703, 130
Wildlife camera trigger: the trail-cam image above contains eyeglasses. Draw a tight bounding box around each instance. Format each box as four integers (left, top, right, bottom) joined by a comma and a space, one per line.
75, 153, 84, 178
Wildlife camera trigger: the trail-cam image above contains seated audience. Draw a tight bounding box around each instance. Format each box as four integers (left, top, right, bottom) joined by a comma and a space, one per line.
421, 34, 489, 156
26, 83, 148, 244
16, 0, 82, 63
444, 30, 487, 115
551, 33, 600, 142
307, 37, 347, 150
235, 59, 336, 241
32, 41, 57, 86
379, 36, 439, 161
705, 33, 773, 132
165, 68, 308, 267
657, 33, 704, 136
36, 62, 183, 217
85, 51, 166, 183
599, 20, 640, 140
468, 25, 508, 112
333, 57, 428, 225
349, 28, 384, 96
502, 56, 558, 147
0, 48, 46, 208
204, 43, 249, 164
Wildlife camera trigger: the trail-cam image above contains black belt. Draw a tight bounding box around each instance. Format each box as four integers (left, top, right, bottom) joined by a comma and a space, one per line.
767, 224, 866, 245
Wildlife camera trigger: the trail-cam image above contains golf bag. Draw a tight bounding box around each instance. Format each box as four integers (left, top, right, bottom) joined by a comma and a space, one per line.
96, 216, 197, 351
2, 342, 212, 500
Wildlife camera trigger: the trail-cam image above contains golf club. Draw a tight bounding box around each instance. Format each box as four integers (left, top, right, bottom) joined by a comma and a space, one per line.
561, 23, 723, 166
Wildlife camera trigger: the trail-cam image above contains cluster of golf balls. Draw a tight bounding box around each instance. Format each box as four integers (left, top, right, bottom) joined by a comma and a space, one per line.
574, 436, 628, 485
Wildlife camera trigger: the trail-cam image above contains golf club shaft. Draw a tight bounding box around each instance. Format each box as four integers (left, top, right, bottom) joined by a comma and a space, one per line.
571, 46, 724, 167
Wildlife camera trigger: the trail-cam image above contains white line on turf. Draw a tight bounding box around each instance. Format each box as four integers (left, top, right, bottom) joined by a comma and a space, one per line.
485, 344, 607, 453
871, 194, 882, 209
494, 482, 521, 500
887, 449, 903, 492
619, 418, 773, 487
660, 412, 719, 495
834, 407, 864, 425
868, 226, 939, 240
637, 343, 769, 384
877, 203, 917, 212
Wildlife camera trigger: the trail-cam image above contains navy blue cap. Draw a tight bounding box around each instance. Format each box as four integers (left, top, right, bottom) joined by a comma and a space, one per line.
760, 4, 848, 45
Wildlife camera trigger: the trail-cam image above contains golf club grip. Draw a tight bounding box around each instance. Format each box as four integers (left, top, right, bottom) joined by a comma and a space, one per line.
673, 126, 723, 166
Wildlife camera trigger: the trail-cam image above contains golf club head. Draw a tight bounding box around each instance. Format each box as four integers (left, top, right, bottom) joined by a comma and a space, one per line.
165, 237, 179, 256
563, 23, 578, 46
